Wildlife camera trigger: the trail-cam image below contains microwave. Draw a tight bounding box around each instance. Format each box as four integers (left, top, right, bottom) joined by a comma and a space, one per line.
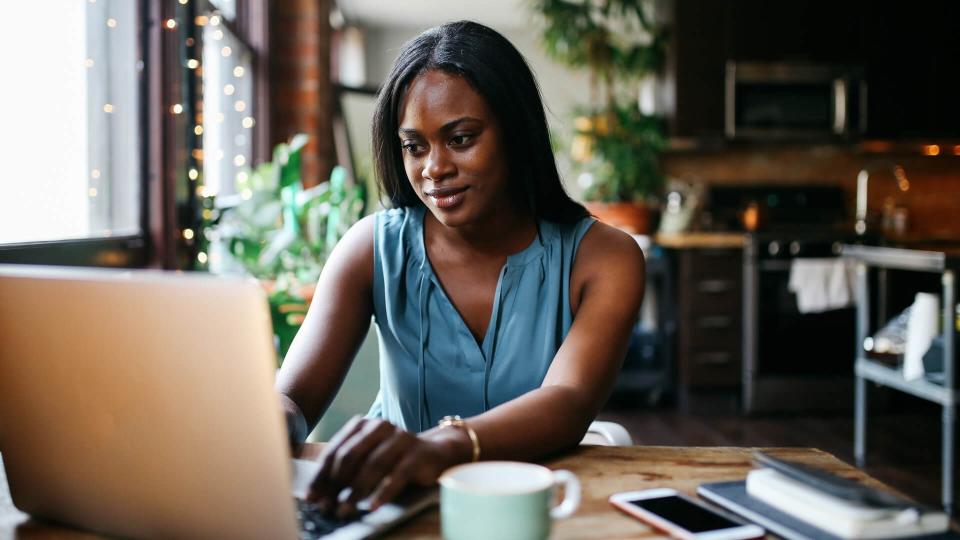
725, 61, 866, 140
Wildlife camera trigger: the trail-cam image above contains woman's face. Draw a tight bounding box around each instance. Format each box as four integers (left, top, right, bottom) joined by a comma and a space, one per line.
397, 70, 513, 229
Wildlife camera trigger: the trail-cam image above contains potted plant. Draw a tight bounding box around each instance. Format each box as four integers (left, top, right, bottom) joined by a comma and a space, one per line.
203, 134, 365, 361
536, 0, 667, 234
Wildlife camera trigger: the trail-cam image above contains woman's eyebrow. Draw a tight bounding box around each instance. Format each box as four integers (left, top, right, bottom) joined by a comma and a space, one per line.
397, 117, 482, 137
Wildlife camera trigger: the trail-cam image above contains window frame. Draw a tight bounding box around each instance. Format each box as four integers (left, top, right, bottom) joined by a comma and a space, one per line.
0, 0, 270, 269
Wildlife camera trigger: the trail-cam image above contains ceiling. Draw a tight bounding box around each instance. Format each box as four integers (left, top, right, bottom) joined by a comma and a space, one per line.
335, 0, 533, 30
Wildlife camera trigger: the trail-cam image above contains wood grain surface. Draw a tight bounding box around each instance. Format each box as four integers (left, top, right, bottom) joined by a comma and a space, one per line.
0, 445, 892, 539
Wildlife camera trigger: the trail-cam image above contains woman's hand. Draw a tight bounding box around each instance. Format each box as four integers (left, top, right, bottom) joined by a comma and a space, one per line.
308, 416, 470, 518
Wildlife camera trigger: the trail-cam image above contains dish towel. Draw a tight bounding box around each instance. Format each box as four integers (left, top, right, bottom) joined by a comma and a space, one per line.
788, 257, 858, 314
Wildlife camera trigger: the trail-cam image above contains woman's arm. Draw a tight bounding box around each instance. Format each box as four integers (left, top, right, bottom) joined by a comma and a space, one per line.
435, 221, 645, 457
311, 221, 645, 516
274, 214, 377, 442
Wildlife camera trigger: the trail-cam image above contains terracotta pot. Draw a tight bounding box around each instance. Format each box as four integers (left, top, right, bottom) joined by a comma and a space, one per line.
584, 201, 653, 235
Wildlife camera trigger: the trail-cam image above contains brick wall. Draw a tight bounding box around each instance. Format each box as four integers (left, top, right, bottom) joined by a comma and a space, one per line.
269, 0, 335, 188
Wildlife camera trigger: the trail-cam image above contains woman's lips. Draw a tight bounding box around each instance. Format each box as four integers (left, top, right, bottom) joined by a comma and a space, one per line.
426, 187, 467, 210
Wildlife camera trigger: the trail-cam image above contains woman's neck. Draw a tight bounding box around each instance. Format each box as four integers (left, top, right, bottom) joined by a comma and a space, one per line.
424, 204, 537, 259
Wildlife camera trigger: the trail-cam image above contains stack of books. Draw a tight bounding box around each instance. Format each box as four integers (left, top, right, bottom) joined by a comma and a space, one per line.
698, 453, 951, 540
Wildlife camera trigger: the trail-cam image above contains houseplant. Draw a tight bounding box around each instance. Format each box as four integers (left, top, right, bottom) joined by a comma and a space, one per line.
535, 0, 667, 233
205, 134, 365, 361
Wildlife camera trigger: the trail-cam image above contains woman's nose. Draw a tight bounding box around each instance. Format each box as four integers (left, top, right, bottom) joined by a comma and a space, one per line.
422, 147, 455, 181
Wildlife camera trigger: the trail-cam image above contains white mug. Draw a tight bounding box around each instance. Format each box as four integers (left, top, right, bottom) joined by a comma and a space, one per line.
438, 461, 580, 540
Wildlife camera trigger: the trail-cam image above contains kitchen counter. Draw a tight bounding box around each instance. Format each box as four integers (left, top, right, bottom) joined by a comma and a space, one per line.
654, 232, 746, 249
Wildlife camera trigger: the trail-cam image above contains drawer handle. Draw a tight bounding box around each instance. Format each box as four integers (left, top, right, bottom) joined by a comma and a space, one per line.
695, 352, 732, 366
697, 279, 733, 293
697, 316, 732, 329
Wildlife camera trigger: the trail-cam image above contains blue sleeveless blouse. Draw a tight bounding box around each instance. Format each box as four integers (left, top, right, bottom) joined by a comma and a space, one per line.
368, 205, 595, 432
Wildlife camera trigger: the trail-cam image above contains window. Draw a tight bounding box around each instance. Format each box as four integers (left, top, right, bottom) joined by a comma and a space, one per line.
0, 0, 141, 245
200, 14, 254, 198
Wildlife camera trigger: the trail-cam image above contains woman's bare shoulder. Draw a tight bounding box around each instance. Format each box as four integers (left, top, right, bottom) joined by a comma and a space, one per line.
576, 220, 645, 274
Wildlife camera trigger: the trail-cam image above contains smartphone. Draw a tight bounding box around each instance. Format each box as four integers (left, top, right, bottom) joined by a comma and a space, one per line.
609, 488, 764, 540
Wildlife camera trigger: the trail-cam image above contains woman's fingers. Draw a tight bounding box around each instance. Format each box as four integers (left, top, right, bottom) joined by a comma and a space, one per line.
309, 415, 365, 503
369, 453, 421, 510
327, 419, 396, 487
341, 430, 415, 509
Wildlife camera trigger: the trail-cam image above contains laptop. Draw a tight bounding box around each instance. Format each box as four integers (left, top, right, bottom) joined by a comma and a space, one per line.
0, 265, 435, 539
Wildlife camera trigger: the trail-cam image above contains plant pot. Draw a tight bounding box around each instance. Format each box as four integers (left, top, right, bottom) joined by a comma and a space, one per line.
585, 201, 653, 235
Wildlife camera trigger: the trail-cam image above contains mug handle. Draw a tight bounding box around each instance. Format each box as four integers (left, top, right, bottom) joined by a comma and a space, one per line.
549, 469, 581, 519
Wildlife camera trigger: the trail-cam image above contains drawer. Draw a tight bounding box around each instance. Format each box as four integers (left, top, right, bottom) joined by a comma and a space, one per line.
682, 349, 741, 388
682, 314, 741, 349
680, 277, 742, 314
680, 249, 742, 280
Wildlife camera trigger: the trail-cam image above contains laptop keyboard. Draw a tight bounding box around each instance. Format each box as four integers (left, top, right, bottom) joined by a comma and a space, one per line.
295, 498, 368, 540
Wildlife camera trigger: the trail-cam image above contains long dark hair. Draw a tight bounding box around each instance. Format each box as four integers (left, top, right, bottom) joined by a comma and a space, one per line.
372, 20, 588, 224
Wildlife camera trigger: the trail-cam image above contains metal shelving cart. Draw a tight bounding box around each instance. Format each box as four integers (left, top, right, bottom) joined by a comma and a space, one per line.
843, 244, 958, 513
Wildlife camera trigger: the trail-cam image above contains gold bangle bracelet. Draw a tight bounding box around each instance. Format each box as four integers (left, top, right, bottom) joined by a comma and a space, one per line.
438, 415, 481, 462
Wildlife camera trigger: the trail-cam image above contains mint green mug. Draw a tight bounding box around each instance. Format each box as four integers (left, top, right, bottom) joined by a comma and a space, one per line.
438, 461, 581, 540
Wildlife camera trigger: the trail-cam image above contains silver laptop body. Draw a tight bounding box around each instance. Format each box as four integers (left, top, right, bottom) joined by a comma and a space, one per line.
0, 266, 433, 539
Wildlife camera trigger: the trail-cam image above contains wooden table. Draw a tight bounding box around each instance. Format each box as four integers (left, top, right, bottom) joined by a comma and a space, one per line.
1, 445, 895, 539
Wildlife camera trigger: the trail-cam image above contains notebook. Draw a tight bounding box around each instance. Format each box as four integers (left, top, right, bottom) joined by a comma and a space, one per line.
0, 265, 435, 539
698, 480, 955, 540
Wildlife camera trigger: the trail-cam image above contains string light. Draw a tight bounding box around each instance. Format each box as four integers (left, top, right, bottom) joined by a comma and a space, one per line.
215, 149, 225, 161
923, 144, 940, 156
195, 16, 209, 26
85, 58, 95, 68
192, 149, 204, 160
241, 188, 253, 200
223, 84, 235, 95
242, 116, 255, 128
210, 15, 221, 26
188, 168, 199, 180
202, 209, 213, 220
216, 112, 225, 123
233, 155, 246, 167
183, 229, 195, 240
171, 103, 184, 114
106, 18, 117, 28
233, 66, 245, 77
194, 125, 203, 135
234, 100, 246, 112
165, 19, 177, 30
178, 0, 189, 4
186, 37, 195, 46
221, 46, 232, 57
953, 145, 960, 156
213, 29, 224, 41
103, 103, 114, 113
88, 188, 98, 197
197, 252, 208, 264
90, 169, 101, 179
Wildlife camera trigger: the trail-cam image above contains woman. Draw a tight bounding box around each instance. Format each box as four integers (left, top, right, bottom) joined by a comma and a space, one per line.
275, 20, 644, 518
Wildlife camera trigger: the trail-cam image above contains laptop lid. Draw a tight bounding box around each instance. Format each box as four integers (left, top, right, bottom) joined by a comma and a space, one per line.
0, 265, 299, 539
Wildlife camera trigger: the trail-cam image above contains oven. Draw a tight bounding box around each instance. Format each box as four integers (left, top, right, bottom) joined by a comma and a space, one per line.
704, 185, 860, 413
742, 232, 859, 413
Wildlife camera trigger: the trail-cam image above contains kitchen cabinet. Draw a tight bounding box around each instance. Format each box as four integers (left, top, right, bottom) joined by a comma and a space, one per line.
667, 0, 960, 139
675, 247, 743, 391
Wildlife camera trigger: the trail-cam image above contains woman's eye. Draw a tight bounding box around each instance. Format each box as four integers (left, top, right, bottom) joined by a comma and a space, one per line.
401, 142, 424, 154
450, 134, 473, 146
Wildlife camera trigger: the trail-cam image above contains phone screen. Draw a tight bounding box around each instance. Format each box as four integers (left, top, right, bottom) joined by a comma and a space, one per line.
627, 495, 740, 532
